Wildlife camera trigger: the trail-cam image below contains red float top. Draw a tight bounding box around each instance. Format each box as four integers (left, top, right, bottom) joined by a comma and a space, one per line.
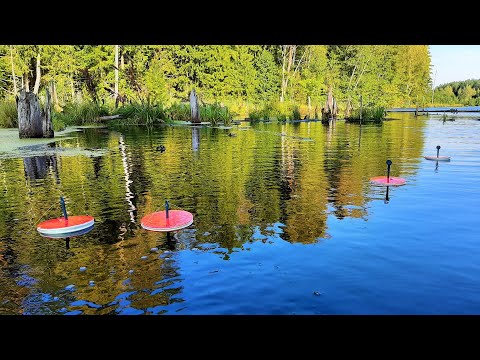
370, 176, 406, 186
37, 215, 95, 235
38, 215, 94, 230
141, 210, 193, 232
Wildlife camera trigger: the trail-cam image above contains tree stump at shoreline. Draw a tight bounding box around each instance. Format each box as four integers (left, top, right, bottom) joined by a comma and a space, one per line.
16, 88, 54, 138
322, 87, 338, 121
190, 89, 200, 124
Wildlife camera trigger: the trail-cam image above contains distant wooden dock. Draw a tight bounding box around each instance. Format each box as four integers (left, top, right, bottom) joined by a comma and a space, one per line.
387, 106, 480, 113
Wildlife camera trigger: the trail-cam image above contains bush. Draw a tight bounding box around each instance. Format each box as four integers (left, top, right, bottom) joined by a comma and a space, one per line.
200, 102, 233, 125
292, 105, 301, 120
115, 103, 166, 125
54, 101, 110, 126
0, 100, 18, 128
166, 102, 191, 121
346, 106, 386, 123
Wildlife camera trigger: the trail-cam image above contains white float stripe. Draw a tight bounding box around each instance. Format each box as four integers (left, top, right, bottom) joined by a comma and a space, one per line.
37, 219, 95, 235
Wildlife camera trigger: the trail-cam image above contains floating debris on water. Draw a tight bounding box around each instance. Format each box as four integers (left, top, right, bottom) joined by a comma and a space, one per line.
89, 280, 95, 286
192, 247, 199, 251
65, 284, 75, 291
313, 291, 322, 296
79, 267, 87, 272
164, 250, 171, 254
150, 247, 158, 252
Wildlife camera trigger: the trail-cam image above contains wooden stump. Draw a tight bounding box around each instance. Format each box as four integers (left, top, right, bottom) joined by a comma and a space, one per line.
16, 88, 54, 138
190, 89, 200, 124
323, 87, 338, 120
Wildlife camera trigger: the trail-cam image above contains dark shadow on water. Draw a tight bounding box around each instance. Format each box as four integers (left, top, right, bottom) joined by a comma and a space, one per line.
384, 186, 390, 204
192, 127, 200, 152
23, 154, 58, 181
39, 224, 94, 249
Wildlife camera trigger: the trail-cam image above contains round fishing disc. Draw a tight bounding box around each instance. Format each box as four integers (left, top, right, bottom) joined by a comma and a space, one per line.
37, 215, 95, 235
370, 176, 406, 186
141, 210, 193, 232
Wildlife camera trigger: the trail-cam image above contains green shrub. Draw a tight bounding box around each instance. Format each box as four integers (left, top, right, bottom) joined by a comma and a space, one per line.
54, 101, 110, 126
115, 103, 166, 125
346, 106, 386, 123
166, 102, 191, 121
200, 103, 233, 125
0, 100, 18, 128
292, 105, 301, 120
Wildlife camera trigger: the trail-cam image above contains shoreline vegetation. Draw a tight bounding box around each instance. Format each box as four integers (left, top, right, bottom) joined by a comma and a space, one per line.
0, 97, 394, 130
1, 45, 475, 131
2, 97, 476, 132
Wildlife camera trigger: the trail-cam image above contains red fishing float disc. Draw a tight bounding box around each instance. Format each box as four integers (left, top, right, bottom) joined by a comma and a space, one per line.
37, 215, 95, 235
370, 176, 406, 186
141, 210, 193, 232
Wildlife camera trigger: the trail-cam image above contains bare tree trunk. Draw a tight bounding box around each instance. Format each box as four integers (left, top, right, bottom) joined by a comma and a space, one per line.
17, 88, 53, 138
71, 77, 75, 101
308, 96, 311, 119
326, 87, 334, 114
51, 81, 59, 109
24, 73, 29, 92
190, 89, 200, 123
352, 58, 370, 93
120, 50, 125, 70
345, 97, 352, 119
10, 46, 17, 95
360, 94, 363, 124
280, 45, 297, 102
33, 52, 41, 95
284, 45, 296, 101
114, 45, 119, 107
43, 87, 53, 138
347, 64, 357, 93
280, 45, 287, 102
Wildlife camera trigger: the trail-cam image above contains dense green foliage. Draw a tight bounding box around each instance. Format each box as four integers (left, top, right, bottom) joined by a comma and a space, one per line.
434, 79, 480, 106
0, 45, 432, 124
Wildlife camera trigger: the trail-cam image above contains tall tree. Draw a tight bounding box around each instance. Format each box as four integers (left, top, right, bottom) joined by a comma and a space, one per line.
114, 45, 119, 106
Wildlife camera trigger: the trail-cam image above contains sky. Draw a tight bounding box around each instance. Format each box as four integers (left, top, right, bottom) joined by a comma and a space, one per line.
430, 45, 480, 87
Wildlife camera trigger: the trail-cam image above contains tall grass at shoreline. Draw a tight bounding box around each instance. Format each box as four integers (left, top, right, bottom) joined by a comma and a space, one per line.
2, 97, 422, 130
248, 101, 304, 122
0, 100, 18, 128
345, 106, 386, 123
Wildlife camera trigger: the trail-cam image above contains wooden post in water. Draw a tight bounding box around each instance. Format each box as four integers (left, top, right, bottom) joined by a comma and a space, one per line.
359, 94, 363, 124
308, 96, 311, 119
190, 89, 200, 124
16, 88, 54, 138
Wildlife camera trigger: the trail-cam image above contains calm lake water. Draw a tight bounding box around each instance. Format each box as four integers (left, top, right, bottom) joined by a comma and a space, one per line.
1, 113, 479, 315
